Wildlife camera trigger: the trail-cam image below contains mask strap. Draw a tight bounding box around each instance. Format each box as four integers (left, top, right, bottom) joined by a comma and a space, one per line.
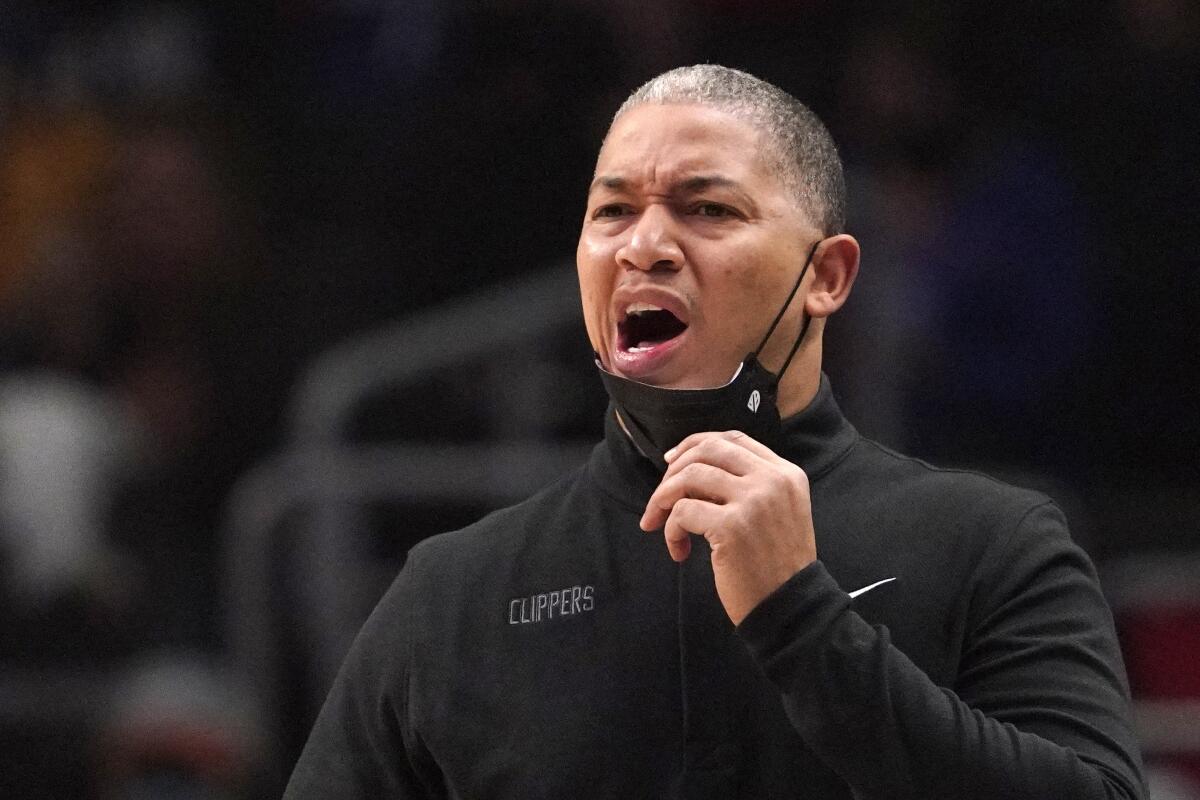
774, 308, 815, 385
751, 238, 822, 377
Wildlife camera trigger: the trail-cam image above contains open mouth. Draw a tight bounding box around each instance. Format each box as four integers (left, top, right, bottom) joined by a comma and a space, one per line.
618, 304, 688, 352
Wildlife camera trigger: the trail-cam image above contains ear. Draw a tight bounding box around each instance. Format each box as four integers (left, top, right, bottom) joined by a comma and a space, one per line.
805, 234, 860, 318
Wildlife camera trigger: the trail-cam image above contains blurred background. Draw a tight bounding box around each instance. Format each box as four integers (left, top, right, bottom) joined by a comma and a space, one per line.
1, 0, 1197, 797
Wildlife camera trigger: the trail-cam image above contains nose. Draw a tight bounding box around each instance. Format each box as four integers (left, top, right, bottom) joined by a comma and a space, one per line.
615, 204, 683, 272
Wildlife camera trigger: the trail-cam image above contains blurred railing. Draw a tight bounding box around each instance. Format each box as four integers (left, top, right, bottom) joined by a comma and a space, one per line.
286, 264, 583, 444
221, 263, 594, 779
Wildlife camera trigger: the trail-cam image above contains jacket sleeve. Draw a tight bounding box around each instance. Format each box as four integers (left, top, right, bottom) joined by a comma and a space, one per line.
736, 500, 1145, 800
283, 547, 440, 799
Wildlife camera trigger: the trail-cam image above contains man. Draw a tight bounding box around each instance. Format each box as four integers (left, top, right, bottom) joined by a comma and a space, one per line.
285, 65, 1145, 799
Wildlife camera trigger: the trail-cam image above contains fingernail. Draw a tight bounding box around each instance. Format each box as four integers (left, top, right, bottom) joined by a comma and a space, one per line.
664, 447, 677, 461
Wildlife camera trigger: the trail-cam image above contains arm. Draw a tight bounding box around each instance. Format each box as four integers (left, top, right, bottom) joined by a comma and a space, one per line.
284, 550, 440, 799
736, 501, 1145, 799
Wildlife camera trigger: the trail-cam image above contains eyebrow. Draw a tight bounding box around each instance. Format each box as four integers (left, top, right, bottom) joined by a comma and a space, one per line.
587, 173, 747, 196
588, 175, 628, 194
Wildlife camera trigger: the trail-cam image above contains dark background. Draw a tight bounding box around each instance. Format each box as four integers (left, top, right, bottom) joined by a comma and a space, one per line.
1, 1, 1197, 797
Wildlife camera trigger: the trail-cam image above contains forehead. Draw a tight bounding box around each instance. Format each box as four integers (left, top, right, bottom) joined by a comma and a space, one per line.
593, 103, 783, 193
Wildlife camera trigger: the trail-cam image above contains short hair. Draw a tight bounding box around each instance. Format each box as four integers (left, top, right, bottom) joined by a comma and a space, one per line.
612, 64, 846, 235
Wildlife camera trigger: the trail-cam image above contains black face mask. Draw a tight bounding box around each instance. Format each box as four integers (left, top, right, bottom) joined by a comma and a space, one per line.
596, 239, 822, 470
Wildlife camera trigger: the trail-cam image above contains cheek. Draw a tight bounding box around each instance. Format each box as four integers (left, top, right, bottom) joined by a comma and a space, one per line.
576, 241, 613, 349
732, 262, 769, 294
712, 262, 774, 319
577, 284, 605, 350
702, 260, 786, 352
576, 230, 615, 268
734, 249, 801, 309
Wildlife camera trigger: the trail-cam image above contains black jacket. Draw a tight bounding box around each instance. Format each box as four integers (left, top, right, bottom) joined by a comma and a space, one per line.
285, 378, 1144, 799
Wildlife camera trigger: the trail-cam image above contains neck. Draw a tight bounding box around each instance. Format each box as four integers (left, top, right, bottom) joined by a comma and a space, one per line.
775, 335, 823, 418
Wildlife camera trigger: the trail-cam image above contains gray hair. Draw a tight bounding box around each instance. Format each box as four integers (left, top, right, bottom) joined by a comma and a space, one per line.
613, 64, 846, 235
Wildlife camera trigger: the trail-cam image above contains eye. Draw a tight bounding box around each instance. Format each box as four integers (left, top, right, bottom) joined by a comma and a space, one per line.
692, 202, 736, 218
593, 204, 629, 219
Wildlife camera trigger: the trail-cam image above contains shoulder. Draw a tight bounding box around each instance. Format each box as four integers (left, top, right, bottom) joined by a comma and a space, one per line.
838, 435, 1057, 530
816, 435, 1078, 612
850, 437, 1091, 598
383, 464, 599, 625
404, 465, 587, 572
358, 463, 602, 670
818, 438, 1095, 670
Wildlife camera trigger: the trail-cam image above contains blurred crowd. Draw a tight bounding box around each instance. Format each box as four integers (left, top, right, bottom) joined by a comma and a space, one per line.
1, 0, 1197, 797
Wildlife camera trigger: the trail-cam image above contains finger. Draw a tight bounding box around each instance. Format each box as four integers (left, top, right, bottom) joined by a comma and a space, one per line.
664, 430, 725, 463
662, 497, 721, 562
661, 435, 761, 483
640, 462, 738, 531
665, 429, 785, 466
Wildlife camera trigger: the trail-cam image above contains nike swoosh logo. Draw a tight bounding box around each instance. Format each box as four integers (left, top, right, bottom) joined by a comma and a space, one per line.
848, 577, 896, 599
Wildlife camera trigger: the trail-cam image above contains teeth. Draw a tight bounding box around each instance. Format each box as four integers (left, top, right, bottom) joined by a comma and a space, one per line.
626, 302, 664, 317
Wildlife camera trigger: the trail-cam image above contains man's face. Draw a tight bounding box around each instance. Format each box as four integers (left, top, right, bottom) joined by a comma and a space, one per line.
578, 103, 819, 389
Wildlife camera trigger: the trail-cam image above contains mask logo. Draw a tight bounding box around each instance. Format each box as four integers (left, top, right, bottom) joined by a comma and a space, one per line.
747, 389, 761, 413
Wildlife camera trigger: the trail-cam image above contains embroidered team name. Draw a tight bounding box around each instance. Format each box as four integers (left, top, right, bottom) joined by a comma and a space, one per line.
508, 584, 595, 625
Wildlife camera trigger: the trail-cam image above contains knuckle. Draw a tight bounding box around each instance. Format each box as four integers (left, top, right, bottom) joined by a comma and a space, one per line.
784, 462, 808, 487
672, 464, 699, 486
726, 505, 751, 532
765, 468, 789, 490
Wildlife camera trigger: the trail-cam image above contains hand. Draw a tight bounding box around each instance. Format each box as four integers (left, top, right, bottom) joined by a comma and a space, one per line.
639, 430, 818, 625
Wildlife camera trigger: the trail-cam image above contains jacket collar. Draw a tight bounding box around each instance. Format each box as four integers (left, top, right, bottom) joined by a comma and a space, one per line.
589, 372, 859, 511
